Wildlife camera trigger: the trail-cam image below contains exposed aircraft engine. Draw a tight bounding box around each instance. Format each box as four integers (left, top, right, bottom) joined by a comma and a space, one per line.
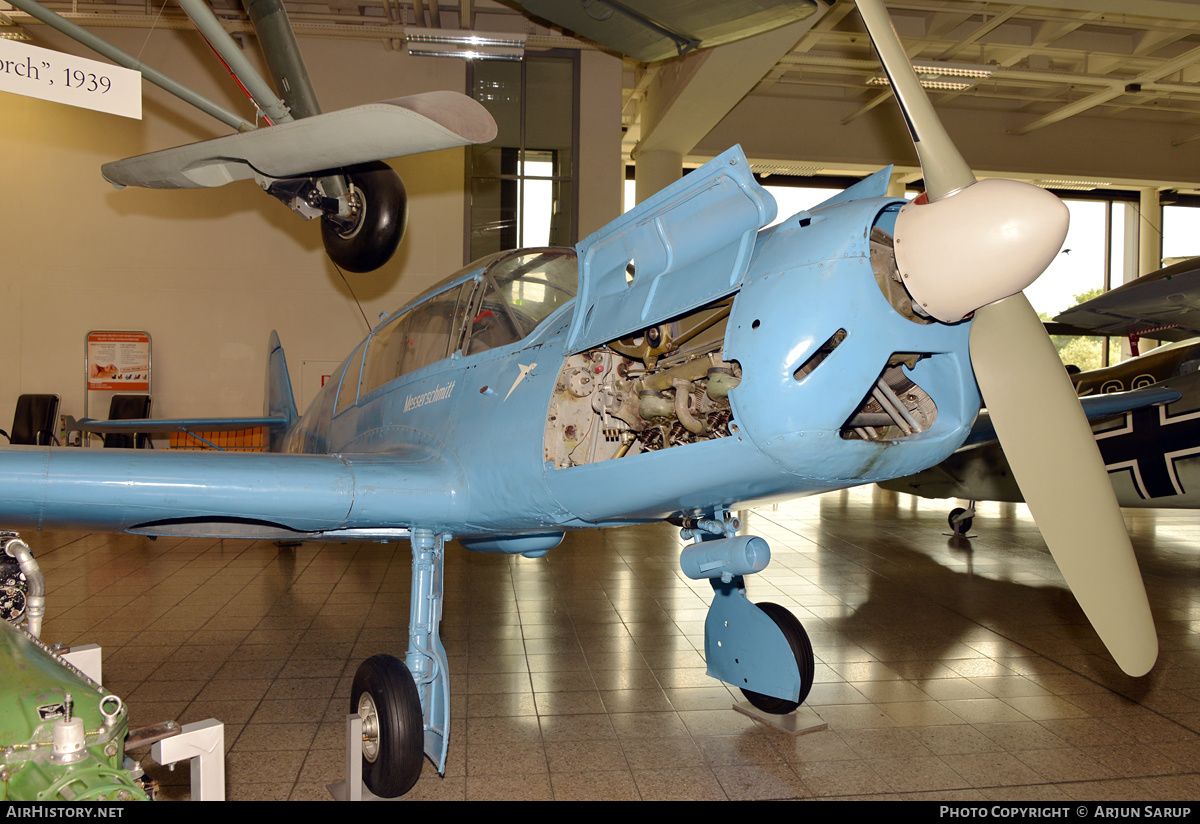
0, 619, 151, 801
545, 298, 740, 469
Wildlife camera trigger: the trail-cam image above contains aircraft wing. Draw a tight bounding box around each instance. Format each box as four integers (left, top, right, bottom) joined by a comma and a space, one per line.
961, 384, 1182, 449
1054, 257, 1200, 341
0, 445, 463, 540
101, 91, 498, 189
505, 0, 821, 62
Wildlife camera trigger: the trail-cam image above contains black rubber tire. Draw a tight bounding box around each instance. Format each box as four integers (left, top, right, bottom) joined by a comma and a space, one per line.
740, 602, 815, 715
351, 654, 423, 798
321, 161, 408, 273
948, 507, 973, 536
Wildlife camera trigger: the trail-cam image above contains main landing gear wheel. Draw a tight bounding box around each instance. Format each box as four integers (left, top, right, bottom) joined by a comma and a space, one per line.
948, 507, 973, 536
321, 161, 408, 273
740, 602, 815, 715
351, 654, 424, 798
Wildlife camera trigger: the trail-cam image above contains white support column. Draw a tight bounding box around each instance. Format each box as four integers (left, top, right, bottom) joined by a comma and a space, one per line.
634, 149, 683, 203
1138, 187, 1164, 276
1137, 187, 1164, 353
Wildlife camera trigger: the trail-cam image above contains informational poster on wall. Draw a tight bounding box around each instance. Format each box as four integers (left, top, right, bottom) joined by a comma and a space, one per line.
0, 38, 142, 119
86, 331, 150, 391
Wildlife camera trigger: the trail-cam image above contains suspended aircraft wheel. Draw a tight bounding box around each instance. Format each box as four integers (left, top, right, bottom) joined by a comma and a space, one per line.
948, 507, 973, 536
351, 654, 424, 798
321, 161, 408, 273
740, 602, 815, 715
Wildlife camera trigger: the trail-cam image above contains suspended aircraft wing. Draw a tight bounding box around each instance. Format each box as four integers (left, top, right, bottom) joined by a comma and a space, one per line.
1054, 257, 1200, 342
505, 0, 821, 62
101, 91, 498, 189
961, 383, 1183, 449
0, 446, 463, 540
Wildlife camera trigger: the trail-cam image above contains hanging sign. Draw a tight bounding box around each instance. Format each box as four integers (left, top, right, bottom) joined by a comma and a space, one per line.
0, 38, 141, 119
87, 331, 150, 391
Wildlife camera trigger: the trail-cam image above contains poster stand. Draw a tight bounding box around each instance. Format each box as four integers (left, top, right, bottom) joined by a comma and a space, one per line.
83, 330, 152, 446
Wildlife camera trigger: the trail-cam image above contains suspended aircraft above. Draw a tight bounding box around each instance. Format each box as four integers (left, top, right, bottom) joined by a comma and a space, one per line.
499, 0, 821, 62
0, 0, 1158, 799
1055, 256, 1200, 344
7, 0, 498, 274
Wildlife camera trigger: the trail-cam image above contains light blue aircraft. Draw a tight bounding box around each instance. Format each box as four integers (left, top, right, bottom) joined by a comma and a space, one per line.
1, 0, 1159, 798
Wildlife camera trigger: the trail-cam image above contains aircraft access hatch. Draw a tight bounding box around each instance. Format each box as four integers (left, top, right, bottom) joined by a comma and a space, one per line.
566, 145, 776, 355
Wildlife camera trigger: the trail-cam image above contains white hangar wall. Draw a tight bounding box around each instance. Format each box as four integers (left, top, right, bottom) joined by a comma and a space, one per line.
1, 26, 623, 429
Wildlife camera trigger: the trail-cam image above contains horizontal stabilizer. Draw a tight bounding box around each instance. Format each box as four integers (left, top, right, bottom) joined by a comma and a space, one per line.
101, 91, 498, 189
70, 416, 290, 435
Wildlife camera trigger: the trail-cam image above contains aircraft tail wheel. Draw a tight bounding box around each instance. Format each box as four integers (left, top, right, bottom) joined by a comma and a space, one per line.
949, 507, 973, 536
740, 602, 815, 715
351, 654, 424, 798
321, 161, 408, 273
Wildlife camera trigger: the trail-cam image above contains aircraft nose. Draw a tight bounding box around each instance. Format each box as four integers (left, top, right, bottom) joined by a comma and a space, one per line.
892, 178, 1069, 324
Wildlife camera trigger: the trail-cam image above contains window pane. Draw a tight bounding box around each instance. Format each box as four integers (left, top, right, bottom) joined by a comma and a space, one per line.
334, 341, 366, 415
400, 284, 471, 374
465, 250, 578, 355
1025, 199, 1105, 317
525, 57, 574, 179
1164, 204, 1200, 264
361, 313, 411, 398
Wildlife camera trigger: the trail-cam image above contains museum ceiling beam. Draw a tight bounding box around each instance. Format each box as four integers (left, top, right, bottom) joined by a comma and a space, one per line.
1010, 42, 1200, 134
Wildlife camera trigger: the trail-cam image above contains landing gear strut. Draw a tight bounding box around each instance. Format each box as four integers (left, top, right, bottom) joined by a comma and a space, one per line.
681, 515, 813, 713
948, 502, 976, 536
351, 655, 423, 798
349, 528, 450, 798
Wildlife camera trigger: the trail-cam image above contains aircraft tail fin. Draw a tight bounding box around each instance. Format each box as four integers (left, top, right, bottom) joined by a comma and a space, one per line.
265, 331, 298, 448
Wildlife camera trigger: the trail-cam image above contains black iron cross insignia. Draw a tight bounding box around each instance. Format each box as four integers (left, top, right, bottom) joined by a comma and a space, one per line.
1096, 404, 1200, 499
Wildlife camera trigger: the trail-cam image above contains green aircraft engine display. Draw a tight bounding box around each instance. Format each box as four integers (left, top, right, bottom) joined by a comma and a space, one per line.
0, 620, 147, 802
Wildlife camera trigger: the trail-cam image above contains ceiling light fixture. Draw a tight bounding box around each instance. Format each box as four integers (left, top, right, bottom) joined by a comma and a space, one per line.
869, 61, 993, 91
405, 28, 526, 61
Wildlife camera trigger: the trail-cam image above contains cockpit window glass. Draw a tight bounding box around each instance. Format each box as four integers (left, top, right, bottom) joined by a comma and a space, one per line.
361, 311, 411, 398
360, 282, 474, 399
334, 341, 367, 415
399, 283, 471, 375
464, 249, 577, 355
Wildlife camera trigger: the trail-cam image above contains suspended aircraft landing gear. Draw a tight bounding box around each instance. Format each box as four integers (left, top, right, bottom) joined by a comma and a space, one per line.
739, 602, 815, 714
351, 654, 424, 798
321, 161, 408, 273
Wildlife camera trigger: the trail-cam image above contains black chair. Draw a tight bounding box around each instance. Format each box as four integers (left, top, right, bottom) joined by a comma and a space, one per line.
0, 394, 60, 445
103, 394, 152, 449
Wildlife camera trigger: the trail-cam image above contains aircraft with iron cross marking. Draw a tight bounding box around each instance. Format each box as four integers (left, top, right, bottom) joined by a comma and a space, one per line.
0, 0, 1160, 799
884, 259, 1200, 534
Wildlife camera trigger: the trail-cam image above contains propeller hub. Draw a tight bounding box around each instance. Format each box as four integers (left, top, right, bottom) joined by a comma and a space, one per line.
893, 178, 1069, 324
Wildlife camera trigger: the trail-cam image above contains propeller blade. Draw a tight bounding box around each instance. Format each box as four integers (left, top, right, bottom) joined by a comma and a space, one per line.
855, 0, 973, 200
856, 0, 1066, 322
970, 295, 1157, 677
855, 0, 1157, 675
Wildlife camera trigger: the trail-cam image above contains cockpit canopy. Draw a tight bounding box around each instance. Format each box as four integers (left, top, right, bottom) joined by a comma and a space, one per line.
350, 248, 578, 407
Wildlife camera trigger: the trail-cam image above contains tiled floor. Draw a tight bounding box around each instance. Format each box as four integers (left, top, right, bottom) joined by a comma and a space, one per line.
21, 486, 1200, 800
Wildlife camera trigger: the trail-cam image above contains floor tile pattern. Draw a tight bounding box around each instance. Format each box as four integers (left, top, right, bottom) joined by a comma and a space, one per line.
20, 487, 1200, 800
